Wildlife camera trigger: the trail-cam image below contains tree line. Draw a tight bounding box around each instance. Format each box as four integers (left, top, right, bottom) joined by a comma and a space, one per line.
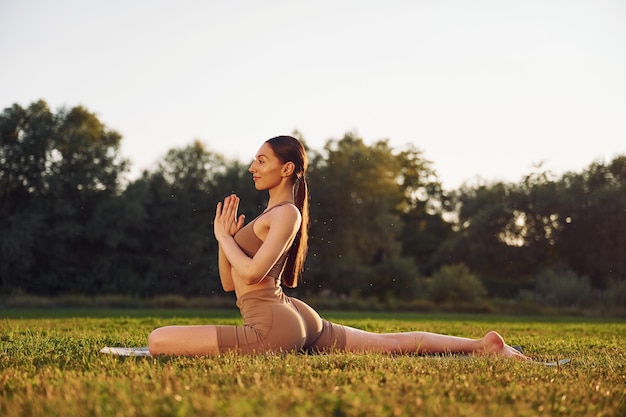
1, 100, 624, 309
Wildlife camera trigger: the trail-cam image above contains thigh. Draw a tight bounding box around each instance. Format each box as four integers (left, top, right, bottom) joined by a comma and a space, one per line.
289, 297, 348, 352
149, 325, 220, 356
217, 304, 306, 354
289, 297, 323, 346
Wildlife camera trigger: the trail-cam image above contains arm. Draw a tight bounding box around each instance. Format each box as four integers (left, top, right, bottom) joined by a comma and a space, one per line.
214, 195, 300, 285
218, 245, 235, 292
214, 195, 245, 292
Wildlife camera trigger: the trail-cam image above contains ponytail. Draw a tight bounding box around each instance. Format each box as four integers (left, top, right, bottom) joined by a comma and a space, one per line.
265, 136, 309, 288
282, 175, 309, 288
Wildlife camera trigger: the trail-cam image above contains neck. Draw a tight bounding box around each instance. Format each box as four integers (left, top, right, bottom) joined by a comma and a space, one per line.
267, 183, 295, 208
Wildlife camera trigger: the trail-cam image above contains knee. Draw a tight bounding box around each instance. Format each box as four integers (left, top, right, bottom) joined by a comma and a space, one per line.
148, 327, 169, 355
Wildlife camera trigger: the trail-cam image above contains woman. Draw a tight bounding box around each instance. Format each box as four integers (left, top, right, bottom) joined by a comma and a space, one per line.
148, 135, 528, 359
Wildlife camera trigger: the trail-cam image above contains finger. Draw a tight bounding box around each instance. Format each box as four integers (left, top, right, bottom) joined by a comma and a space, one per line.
214, 202, 222, 220
233, 197, 239, 223
220, 197, 230, 216
224, 194, 235, 211
226, 195, 238, 220
236, 214, 245, 230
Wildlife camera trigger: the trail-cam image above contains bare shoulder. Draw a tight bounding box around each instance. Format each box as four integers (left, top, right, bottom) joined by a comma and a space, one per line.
268, 203, 301, 225
259, 203, 300, 232
275, 203, 300, 217
253, 203, 300, 241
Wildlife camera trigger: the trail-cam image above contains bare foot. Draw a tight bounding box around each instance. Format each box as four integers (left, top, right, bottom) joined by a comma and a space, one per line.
477, 331, 530, 360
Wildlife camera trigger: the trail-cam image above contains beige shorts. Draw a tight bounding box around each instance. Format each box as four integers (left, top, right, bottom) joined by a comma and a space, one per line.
215, 287, 347, 354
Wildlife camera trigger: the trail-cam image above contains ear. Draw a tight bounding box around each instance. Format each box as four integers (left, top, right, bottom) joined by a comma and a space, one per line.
282, 161, 295, 177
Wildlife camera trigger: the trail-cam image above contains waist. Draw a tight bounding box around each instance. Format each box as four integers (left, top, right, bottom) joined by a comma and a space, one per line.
236, 286, 285, 308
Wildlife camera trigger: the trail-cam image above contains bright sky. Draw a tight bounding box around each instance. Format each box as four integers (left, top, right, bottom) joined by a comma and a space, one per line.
1, 0, 625, 190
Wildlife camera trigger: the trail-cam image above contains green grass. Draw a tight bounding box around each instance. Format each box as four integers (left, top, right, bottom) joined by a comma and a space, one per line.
1, 309, 624, 417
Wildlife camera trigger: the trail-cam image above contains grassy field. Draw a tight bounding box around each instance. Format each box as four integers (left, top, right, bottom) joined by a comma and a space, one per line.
1, 309, 624, 417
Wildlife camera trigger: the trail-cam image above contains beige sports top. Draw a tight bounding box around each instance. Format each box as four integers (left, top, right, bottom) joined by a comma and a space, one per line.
233, 202, 295, 280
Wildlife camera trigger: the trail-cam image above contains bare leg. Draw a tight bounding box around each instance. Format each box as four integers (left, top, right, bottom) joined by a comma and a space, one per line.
343, 327, 529, 360
148, 325, 220, 356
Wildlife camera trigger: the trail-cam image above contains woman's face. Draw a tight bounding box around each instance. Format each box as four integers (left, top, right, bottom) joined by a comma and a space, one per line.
248, 143, 286, 190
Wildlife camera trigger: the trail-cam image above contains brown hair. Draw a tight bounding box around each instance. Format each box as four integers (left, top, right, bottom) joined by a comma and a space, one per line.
266, 135, 309, 288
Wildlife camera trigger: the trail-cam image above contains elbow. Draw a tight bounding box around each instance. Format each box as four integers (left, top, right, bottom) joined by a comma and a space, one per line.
219, 275, 235, 292
240, 269, 266, 285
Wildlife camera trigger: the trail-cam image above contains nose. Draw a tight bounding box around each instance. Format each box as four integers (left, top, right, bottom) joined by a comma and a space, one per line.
248, 162, 255, 173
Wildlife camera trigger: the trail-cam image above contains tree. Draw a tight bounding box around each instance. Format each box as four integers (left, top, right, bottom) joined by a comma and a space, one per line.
428, 263, 487, 304
436, 155, 626, 298
0, 101, 54, 292
119, 140, 261, 297
0, 100, 128, 295
434, 180, 539, 297
305, 133, 439, 299
37, 105, 128, 294
395, 144, 453, 276
555, 157, 626, 289
533, 264, 593, 308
